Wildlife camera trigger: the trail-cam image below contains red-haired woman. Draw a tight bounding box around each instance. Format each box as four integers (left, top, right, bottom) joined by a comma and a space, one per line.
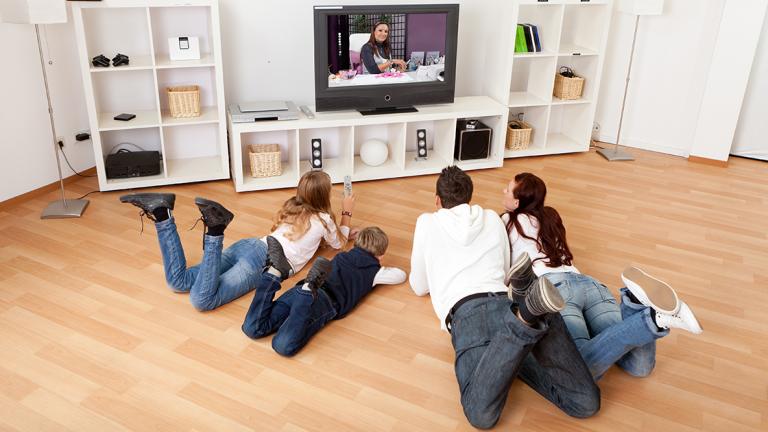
502, 172, 702, 379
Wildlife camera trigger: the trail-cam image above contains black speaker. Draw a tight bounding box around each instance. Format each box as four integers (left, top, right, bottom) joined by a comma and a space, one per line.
416, 128, 428, 160
310, 138, 322, 170
455, 119, 492, 161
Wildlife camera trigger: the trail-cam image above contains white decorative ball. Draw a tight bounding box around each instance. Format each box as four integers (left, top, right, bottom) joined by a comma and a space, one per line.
359, 139, 389, 166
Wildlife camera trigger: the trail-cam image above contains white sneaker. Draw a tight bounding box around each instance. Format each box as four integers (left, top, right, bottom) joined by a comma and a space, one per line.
655, 301, 703, 334
622, 266, 680, 314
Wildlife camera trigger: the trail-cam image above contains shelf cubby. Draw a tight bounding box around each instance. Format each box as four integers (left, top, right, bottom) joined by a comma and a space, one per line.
554, 54, 599, 102
162, 123, 225, 182
240, 129, 300, 190
547, 104, 592, 153
404, 119, 456, 174
81, 7, 153, 72
516, 3, 563, 56
560, 3, 610, 55
150, 6, 214, 65
100, 127, 165, 188
299, 127, 353, 183
352, 123, 406, 181
505, 106, 549, 157
91, 70, 160, 131
509, 56, 557, 107
156, 67, 218, 125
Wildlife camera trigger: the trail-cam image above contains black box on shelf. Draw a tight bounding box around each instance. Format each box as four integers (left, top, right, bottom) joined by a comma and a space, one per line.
105, 151, 162, 179
455, 119, 492, 161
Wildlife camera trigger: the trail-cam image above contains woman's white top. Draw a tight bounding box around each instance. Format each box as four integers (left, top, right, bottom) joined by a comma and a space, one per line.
265, 212, 350, 273
502, 212, 579, 277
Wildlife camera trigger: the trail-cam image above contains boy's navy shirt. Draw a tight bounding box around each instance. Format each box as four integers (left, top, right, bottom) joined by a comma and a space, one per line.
323, 246, 382, 318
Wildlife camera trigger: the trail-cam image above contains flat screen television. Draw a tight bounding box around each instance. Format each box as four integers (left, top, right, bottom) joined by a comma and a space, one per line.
314, 4, 459, 115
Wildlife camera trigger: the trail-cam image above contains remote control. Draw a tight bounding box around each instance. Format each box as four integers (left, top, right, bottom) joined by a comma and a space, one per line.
343, 175, 352, 197
300, 105, 315, 119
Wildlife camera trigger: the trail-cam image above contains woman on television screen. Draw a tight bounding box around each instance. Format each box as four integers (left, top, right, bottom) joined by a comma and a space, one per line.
360, 21, 407, 74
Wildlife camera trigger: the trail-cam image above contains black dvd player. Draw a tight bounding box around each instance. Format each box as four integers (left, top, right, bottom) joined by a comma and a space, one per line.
105, 151, 162, 179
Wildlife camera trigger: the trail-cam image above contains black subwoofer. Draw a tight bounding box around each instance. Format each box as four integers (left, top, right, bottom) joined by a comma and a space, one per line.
455, 119, 492, 161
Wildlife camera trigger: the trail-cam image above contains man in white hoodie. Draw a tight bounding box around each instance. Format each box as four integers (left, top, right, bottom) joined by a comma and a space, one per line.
409, 166, 600, 429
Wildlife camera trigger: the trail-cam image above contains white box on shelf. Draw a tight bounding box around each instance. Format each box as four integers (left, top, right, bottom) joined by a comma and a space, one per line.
168, 36, 201, 61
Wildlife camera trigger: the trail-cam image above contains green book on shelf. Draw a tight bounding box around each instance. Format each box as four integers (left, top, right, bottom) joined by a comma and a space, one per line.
515, 24, 529, 53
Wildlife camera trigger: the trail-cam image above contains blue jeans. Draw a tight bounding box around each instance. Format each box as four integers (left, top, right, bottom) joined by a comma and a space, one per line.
544, 272, 669, 380
241, 272, 337, 357
155, 217, 267, 311
450, 294, 600, 429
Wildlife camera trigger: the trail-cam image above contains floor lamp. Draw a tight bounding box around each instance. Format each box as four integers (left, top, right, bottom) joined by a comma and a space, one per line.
598, 0, 665, 162
1, 0, 89, 218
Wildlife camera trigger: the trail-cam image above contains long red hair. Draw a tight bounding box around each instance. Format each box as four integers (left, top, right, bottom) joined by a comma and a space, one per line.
504, 172, 573, 268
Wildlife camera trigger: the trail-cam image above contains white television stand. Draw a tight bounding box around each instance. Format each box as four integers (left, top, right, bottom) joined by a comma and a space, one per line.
227, 96, 506, 192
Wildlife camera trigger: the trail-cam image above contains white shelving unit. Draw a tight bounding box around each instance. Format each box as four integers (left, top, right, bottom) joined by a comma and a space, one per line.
502, 0, 612, 159
71, 0, 228, 191
228, 97, 507, 192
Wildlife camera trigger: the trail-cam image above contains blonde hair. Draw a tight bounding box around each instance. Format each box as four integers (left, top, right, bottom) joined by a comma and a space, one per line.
272, 171, 346, 242
354, 226, 388, 256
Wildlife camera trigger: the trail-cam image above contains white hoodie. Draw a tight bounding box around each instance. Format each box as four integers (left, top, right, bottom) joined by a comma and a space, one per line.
409, 203, 510, 330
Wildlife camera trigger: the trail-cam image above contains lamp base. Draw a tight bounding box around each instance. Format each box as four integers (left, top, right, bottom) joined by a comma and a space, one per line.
597, 147, 635, 161
41, 199, 89, 219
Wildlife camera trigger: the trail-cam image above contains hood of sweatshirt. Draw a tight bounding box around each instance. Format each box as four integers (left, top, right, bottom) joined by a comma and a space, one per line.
434, 203, 487, 246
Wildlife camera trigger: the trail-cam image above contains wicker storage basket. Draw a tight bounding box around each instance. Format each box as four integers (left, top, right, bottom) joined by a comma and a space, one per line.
167, 85, 201, 118
248, 144, 282, 178
553, 67, 584, 100
505, 120, 532, 151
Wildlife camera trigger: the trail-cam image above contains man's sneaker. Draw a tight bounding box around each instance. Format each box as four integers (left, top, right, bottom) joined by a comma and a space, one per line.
622, 266, 680, 314
266, 236, 293, 280
119, 193, 175, 221
193, 197, 234, 230
524, 277, 566, 316
506, 253, 536, 300
655, 301, 703, 334
306, 257, 332, 293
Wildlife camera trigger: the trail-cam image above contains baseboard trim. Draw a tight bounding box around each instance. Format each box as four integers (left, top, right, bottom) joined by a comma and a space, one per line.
688, 156, 729, 167
0, 168, 97, 211
596, 134, 689, 157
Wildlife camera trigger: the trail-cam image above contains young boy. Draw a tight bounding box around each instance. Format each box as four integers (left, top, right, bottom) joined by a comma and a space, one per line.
242, 227, 406, 356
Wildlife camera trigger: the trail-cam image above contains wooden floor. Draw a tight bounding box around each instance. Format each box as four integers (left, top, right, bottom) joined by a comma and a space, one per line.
1, 148, 766, 431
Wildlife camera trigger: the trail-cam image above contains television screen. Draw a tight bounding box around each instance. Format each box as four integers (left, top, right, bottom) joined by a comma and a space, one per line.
314, 5, 459, 113
327, 12, 448, 87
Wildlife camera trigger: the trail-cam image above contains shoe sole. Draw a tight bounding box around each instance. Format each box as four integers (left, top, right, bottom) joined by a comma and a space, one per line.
506, 253, 532, 286
307, 257, 332, 287
535, 277, 565, 312
119, 193, 175, 211
266, 236, 293, 277
622, 267, 679, 314
194, 197, 234, 221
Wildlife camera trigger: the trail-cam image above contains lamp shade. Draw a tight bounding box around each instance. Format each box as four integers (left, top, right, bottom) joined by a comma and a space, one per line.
618, 0, 664, 16
0, 0, 67, 24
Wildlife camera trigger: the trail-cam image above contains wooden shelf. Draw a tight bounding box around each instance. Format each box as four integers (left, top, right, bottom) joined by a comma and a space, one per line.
508, 92, 550, 108
154, 53, 216, 69
161, 106, 219, 126
89, 55, 154, 73
73, 1, 228, 192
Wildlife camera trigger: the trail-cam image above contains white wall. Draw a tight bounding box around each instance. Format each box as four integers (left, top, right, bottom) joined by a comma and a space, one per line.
218, 0, 490, 106
595, 0, 725, 156
0, 0, 503, 202
732, 12, 768, 161
0, 19, 93, 202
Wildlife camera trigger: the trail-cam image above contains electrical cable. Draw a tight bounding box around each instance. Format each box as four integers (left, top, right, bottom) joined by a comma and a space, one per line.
58, 143, 96, 177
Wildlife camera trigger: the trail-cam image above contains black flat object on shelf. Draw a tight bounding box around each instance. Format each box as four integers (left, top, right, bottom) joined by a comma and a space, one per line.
112, 53, 130, 67
113, 113, 136, 121
91, 54, 110, 67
